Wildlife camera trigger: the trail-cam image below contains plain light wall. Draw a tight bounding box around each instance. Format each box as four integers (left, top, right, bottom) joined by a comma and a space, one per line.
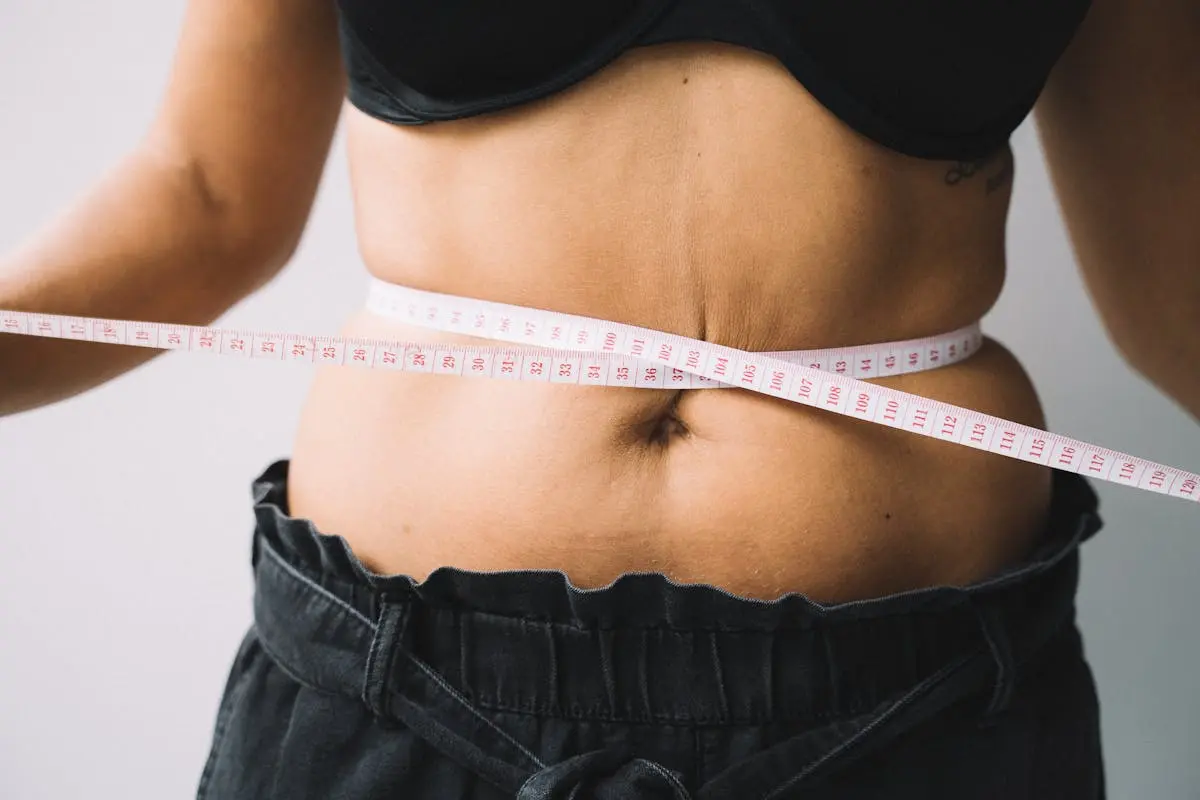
1, 1, 1198, 798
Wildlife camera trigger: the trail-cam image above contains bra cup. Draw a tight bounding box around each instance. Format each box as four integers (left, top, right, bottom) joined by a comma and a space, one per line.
334, 0, 1092, 161
335, 0, 670, 100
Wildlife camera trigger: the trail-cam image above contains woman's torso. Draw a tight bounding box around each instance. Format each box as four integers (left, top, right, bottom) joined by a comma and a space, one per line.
288, 42, 1052, 603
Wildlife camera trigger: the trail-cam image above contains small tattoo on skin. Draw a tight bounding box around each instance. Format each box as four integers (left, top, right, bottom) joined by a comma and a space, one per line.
944, 157, 990, 186
944, 148, 1013, 194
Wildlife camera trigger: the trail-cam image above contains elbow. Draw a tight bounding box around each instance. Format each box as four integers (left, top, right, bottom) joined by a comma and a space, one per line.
181, 196, 303, 321
1098, 300, 1200, 421
218, 214, 305, 296
186, 159, 306, 297
1098, 303, 1156, 368
1101, 302, 1177, 376
136, 134, 311, 304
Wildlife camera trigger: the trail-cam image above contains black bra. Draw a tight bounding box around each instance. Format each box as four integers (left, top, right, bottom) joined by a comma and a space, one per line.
335, 0, 1091, 161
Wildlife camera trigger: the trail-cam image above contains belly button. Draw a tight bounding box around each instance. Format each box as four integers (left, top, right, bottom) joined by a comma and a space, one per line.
640, 393, 691, 447
646, 414, 690, 447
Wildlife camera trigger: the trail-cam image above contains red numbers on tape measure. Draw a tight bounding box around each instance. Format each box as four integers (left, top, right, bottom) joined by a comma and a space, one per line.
2, 278, 1196, 505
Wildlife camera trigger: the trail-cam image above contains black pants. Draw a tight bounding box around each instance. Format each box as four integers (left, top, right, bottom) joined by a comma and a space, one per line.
198, 461, 1105, 799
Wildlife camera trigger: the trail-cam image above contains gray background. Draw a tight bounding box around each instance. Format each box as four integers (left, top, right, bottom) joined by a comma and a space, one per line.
1, 1, 1198, 798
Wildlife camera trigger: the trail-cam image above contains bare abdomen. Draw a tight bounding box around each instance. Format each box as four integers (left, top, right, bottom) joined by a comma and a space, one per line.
288, 42, 1050, 602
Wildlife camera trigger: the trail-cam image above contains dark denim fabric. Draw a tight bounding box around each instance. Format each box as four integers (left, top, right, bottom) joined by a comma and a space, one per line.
198, 461, 1105, 799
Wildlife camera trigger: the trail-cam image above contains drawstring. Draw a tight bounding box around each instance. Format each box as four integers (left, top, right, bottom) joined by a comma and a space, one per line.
362, 598, 692, 799
517, 748, 692, 800
357, 593, 1039, 799
971, 598, 1016, 723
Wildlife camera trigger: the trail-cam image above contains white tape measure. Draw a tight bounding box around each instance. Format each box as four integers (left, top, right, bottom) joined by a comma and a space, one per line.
2, 277, 1197, 504
364, 279, 985, 387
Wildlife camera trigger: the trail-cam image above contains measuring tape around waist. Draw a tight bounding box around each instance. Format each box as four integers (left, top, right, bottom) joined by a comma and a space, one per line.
2, 278, 1197, 504
363, 279, 985, 387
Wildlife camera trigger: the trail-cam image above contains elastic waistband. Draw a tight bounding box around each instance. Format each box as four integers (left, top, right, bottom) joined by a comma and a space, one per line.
248, 463, 1101, 727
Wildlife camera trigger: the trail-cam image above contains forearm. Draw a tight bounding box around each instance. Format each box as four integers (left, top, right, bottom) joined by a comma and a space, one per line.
0, 143, 285, 417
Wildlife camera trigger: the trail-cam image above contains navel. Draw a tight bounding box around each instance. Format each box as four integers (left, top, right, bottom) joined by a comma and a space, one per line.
637, 391, 691, 447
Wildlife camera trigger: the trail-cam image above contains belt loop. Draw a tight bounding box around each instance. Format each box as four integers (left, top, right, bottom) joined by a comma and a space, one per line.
362, 592, 411, 719
970, 597, 1015, 725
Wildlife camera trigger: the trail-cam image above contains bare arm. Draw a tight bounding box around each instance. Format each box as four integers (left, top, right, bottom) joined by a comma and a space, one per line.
0, 0, 344, 416
1036, 0, 1200, 420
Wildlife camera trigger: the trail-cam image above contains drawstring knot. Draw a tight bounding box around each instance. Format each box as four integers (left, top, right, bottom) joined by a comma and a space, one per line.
517, 748, 692, 800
